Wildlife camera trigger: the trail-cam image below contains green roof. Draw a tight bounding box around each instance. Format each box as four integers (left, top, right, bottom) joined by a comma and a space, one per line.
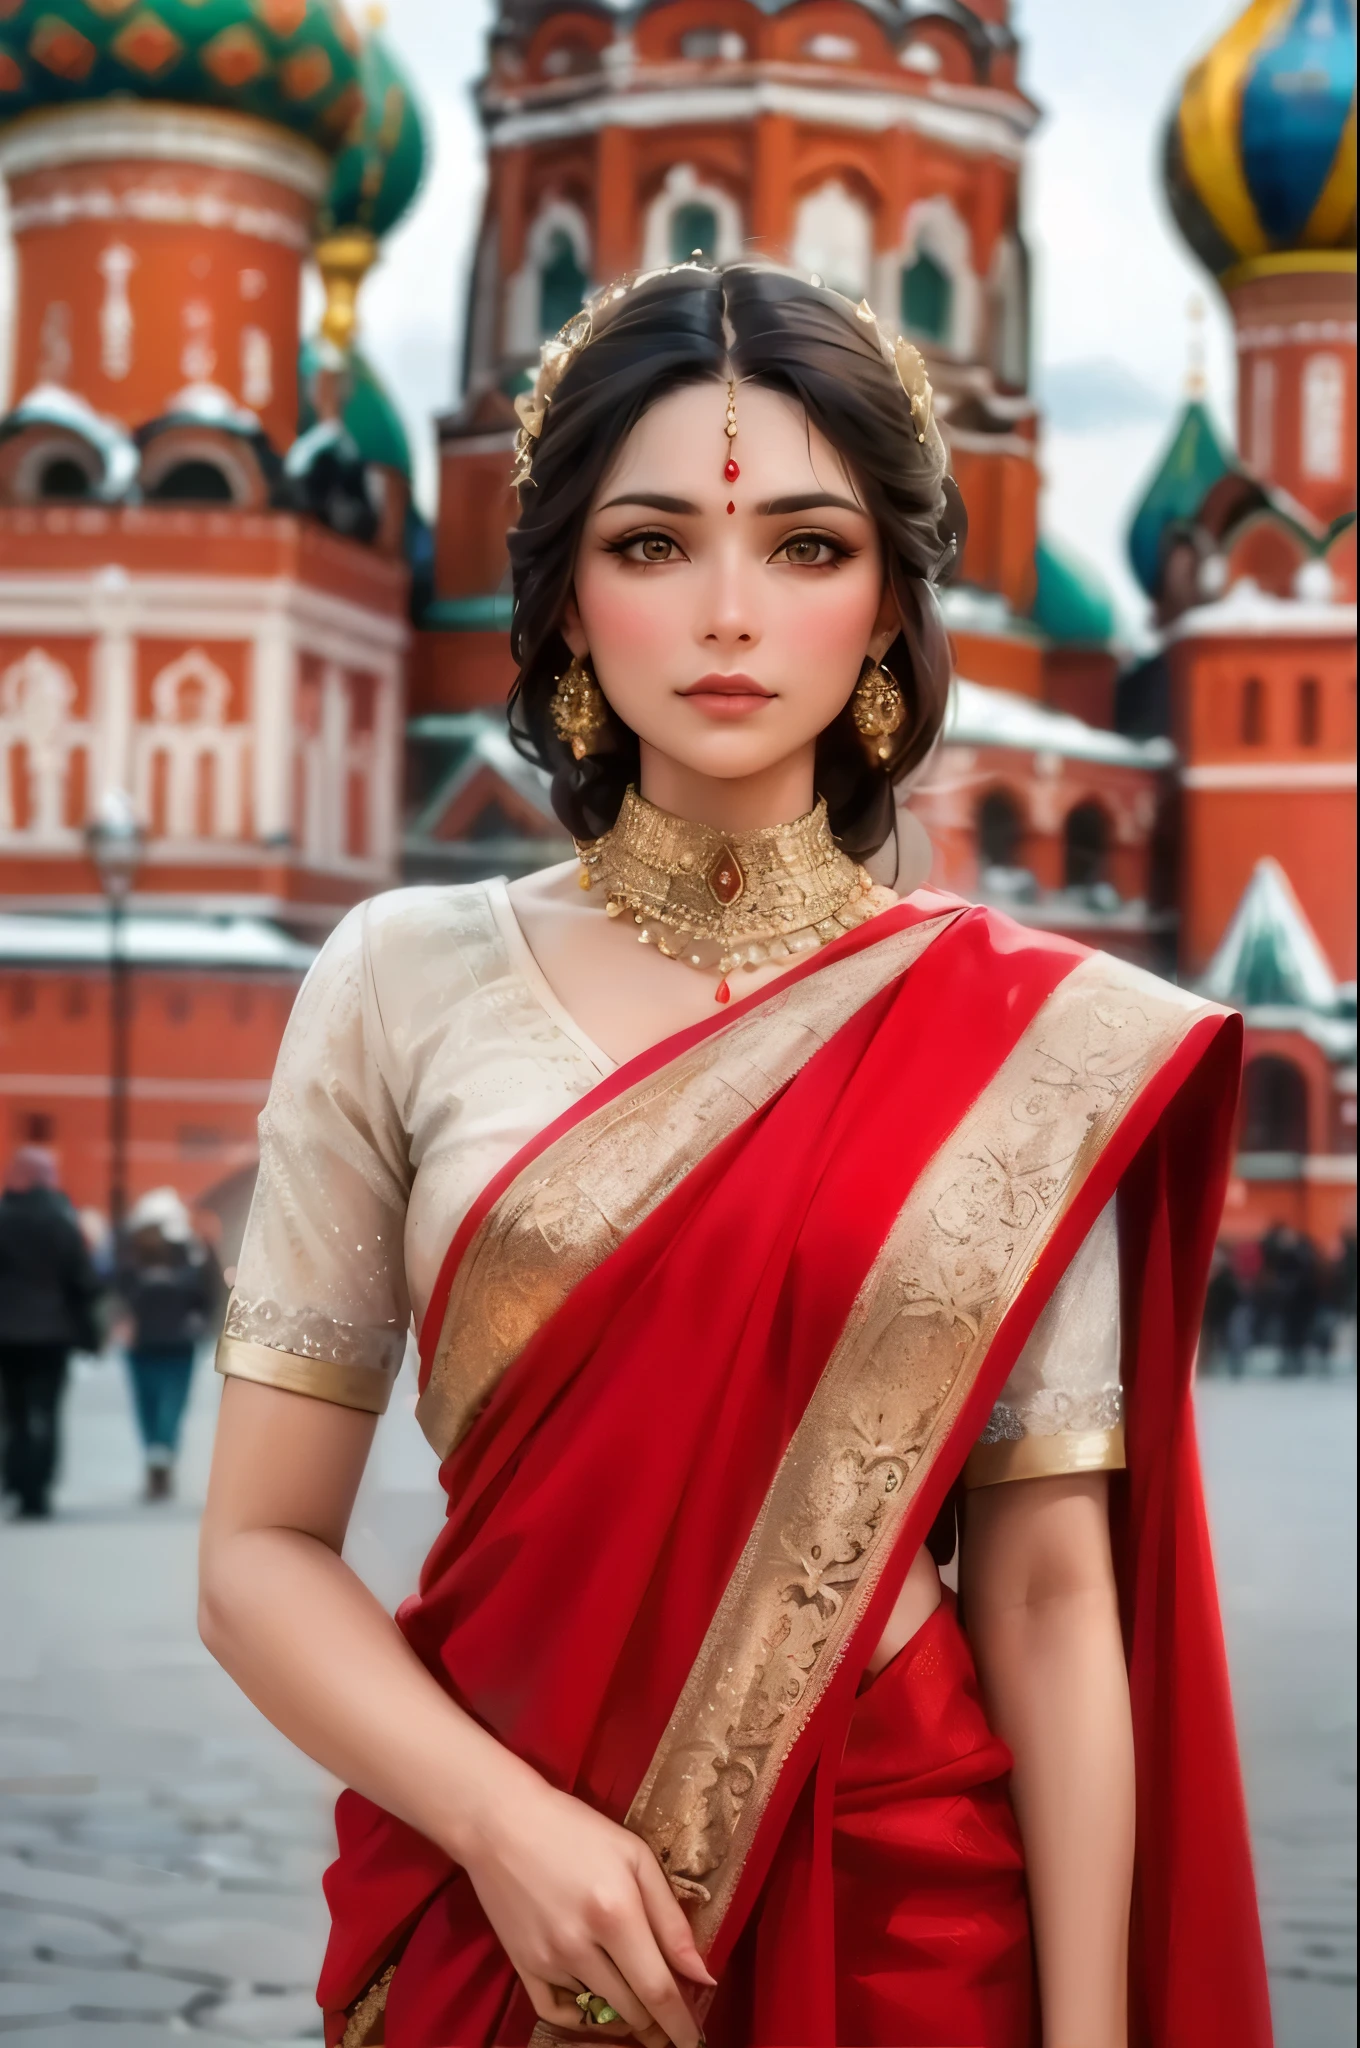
318, 21, 425, 240
1127, 398, 1232, 598
0, 0, 362, 151
1032, 535, 1116, 646
297, 340, 410, 477
1201, 858, 1339, 1013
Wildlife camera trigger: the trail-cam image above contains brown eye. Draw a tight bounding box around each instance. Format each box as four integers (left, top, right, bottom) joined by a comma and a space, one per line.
784, 539, 824, 565
640, 536, 674, 562
775, 534, 843, 567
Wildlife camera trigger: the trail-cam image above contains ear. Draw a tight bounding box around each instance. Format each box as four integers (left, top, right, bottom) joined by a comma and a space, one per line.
867, 577, 901, 664
559, 591, 589, 659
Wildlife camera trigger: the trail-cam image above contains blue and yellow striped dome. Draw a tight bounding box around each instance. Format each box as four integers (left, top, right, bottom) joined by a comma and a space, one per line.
1165, 0, 1356, 280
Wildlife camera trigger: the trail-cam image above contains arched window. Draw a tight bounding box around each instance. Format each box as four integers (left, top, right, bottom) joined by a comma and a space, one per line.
1301, 353, 1344, 481
1241, 675, 1265, 745
1298, 676, 1321, 746
902, 250, 953, 344
977, 788, 1023, 870
1063, 801, 1110, 889
670, 201, 720, 264
37, 456, 91, 500
538, 230, 587, 337
1241, 1056, 1308, 1156
146, 459, 234, 504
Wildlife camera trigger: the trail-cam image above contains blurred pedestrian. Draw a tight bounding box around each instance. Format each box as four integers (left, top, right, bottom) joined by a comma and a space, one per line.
1202, 1247, 1240, 1376
0, 1146, 101, 1520
116, 1189, 222, 1502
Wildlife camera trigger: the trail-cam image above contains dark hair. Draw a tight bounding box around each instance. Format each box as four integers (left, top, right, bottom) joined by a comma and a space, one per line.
506, 262, 965, 857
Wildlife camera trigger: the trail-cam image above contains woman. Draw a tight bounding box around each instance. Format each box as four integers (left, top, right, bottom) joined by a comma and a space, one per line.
199, 265, 1270, 2047
117, 1188, 220, 1501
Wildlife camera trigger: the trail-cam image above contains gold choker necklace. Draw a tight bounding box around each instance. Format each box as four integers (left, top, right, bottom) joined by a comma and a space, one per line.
576, 787, 898, 1003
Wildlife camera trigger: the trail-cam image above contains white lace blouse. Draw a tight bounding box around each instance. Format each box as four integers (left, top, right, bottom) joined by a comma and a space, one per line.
216, 881, 1125, 1488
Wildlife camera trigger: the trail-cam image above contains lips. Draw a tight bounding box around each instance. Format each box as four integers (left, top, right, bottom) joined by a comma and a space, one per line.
679, 674, 775, 699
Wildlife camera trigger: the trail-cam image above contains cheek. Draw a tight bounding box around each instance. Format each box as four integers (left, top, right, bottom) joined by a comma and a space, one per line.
773, 564, 883, 664
575, 559, 682, 658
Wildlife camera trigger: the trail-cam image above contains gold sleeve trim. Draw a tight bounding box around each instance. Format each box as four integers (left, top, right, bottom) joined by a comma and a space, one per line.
964, 1421, 1126, 1490
215, 1336, 393, 1416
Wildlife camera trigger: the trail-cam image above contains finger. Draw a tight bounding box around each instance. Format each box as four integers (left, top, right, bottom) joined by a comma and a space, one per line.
633, 1854, 718, 1988
575, 1943, 660, 2036
593, 1923, 702, 2048
521, 1974, 630, 2035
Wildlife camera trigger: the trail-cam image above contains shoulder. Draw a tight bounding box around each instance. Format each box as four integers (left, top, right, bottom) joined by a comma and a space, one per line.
305, 881, 513, 1010
930, 899, 1223, 1027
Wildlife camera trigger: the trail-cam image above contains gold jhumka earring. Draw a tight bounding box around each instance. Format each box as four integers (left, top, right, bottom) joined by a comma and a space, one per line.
851, 659, 906, 764
551, 654, 608, 762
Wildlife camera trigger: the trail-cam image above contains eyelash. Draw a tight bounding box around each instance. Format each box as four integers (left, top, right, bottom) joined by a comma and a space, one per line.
604, 529, 853, 568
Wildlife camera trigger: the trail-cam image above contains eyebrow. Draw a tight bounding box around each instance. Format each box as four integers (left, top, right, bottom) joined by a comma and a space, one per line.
597, 489, 868, 518
597, 492, 699, 515
756, 492, 866, 516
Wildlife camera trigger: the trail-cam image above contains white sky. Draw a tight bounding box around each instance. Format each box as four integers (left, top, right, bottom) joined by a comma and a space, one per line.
0, 0, 1244, 640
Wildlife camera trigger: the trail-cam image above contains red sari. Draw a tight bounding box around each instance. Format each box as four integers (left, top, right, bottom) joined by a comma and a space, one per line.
319, 894, 1272, 2048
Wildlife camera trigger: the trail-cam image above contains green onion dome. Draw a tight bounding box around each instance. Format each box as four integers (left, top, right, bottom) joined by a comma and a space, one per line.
0, 0, 363, 152
1164, 0, 1356, 281
317, 11, 424, 240
1032, 536, 1117, 645
1127, 398, 1233, 597
298, 335, 410, 476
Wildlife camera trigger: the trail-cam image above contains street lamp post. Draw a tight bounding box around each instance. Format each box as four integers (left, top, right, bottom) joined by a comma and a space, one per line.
85, 791, 144, 1232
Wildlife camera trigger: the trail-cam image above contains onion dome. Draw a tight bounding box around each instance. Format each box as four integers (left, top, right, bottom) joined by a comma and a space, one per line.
318, 9, 425, 242
0, 0, 364, 153
1128, 397, 1233, 596
1164, 0, 1357, 281
298, 336, 410, 475
1031, 536, 1116, 645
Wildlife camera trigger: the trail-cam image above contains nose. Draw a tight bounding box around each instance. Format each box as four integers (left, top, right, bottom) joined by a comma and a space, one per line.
700, 540, 759, 652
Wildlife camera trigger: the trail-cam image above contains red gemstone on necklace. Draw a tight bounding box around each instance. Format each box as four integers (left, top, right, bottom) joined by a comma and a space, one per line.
724, 458, 740, 482
715, 978, 731, 1005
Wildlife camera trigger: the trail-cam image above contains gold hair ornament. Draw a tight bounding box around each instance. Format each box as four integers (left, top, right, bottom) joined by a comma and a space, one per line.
855, 300, 935, 444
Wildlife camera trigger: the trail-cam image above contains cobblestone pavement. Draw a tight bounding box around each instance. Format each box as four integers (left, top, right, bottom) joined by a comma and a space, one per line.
0, 1351, 1354, 2045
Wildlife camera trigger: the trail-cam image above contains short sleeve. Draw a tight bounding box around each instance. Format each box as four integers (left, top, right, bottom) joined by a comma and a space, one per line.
216, 900, 412, 1414
964, 1199, 1124, 1488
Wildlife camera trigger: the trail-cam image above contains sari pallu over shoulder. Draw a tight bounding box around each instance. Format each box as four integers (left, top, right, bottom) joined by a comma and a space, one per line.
320, 901, 1270, 2048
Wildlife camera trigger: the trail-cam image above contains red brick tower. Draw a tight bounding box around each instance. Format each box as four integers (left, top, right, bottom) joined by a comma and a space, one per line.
420, 0, 1055, 715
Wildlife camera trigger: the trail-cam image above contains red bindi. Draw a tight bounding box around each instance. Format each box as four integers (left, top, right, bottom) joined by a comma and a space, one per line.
727, 500, 736, 515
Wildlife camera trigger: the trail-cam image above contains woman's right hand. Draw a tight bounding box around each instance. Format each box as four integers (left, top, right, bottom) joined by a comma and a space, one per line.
460, 1768, 715, 2047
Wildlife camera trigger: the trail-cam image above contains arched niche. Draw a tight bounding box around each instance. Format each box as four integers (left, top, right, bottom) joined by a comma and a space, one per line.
887, 196, 979, 359
1241, 1055, 1309, 1158
1062, 799, 1111, 889
792, 179, 874, 301
642, 164, 744, 270
976, 785, 1025, 871
505, 200, 593, 358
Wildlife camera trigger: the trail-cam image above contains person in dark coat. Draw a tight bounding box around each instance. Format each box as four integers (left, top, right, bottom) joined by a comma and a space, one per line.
116, 1188, 222, 1501
0, 1146, 101, 1519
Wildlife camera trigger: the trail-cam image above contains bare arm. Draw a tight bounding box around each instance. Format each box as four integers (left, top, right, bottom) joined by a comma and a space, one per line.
961, 1473, 1134, 2048
199, 1378, 712, 2044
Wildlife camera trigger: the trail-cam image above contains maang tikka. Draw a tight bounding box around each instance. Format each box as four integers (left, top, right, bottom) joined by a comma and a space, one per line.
724, 378, 739, 509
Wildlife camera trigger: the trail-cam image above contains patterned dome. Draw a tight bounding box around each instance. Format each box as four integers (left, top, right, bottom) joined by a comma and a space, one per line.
1165, 0, 1357, 279
0, 0, 363, 153
298, 335, 410, 475
318, 15, 424, 240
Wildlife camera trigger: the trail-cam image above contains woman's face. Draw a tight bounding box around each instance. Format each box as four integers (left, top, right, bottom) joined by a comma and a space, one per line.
564, 379, 897, 793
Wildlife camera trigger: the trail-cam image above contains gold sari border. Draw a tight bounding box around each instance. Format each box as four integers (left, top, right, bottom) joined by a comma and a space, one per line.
416, 911, 963, 1462
215, 1335, 393, 1416
625, 953, 1222, 1953
964, 1421, 1126, 1490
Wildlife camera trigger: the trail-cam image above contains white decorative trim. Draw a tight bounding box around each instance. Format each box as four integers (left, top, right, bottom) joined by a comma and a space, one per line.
1303, 1154, 1358, 1185
0, 649, 91, 843
9, 186, 310, 254
1236, 319, 1358, 352
1166, 586, 1358, 641
1182, 762, 1357, 791
0, 572, 409, 659
486, 79, 1030, 162
0, 104, 328, 203
793, 179, 873, 300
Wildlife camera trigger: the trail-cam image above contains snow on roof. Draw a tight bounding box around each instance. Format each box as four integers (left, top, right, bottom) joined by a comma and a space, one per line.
1200, 857, 1340, 1014
1166, 578, 1358, 642
0, 913, 317, 972
945, 678, 1175, 769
